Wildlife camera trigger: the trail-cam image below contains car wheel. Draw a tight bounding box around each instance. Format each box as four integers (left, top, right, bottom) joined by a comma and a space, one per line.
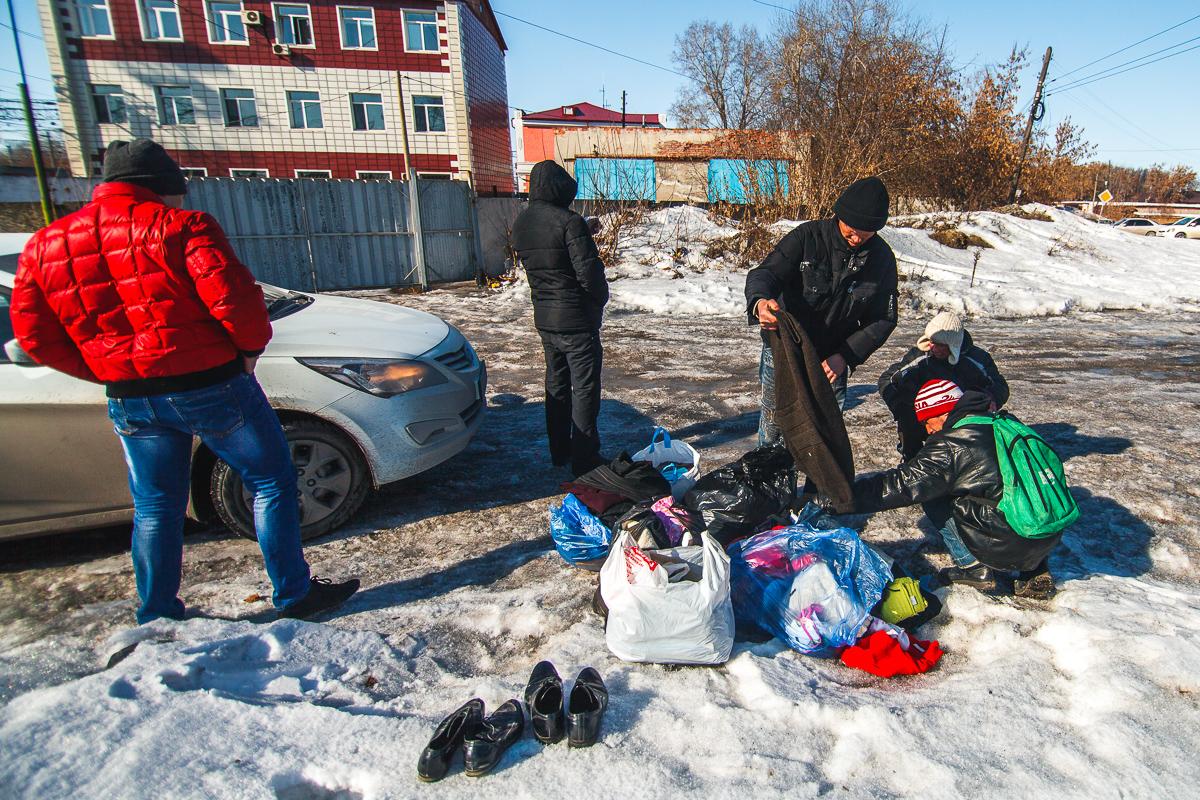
210, 418, 370, 542
1177, 232, 1187, 239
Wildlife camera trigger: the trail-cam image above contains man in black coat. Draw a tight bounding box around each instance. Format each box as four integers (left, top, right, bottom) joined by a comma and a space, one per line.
511, 160, 609, 474
878, 311, 1010, 460
827, 379, 1060, 600
745, 176, 898, 444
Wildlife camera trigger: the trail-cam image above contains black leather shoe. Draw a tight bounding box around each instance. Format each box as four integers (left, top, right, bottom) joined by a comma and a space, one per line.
278, 577, 360, 620
567, 667, 608, 748
524, 661, 565, 744
938, 563, 997, 592
464, 699, 525, 777
417, 698, 484, 782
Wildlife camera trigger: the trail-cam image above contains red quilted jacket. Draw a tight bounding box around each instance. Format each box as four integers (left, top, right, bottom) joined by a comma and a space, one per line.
11, 182, 271, 384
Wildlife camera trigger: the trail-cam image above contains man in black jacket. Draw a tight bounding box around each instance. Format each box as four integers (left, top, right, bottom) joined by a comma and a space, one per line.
511, 160, 609, 474
878, 311, 1009, 460
746, 176, 898, 444
830, 379, 1059, 600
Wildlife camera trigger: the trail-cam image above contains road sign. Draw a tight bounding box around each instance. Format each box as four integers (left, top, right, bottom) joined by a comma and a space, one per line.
1098, 189, 1113, 203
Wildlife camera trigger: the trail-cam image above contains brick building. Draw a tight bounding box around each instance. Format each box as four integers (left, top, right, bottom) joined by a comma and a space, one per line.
37, 0, 514, 191
513, 101, 662, 192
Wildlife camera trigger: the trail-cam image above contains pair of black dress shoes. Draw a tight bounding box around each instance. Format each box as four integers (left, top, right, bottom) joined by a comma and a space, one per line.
416, 697, 524, 782
525, 661, 608, 749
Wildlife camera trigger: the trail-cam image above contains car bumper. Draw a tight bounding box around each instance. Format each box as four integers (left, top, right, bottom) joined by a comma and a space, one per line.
318, 358, 487, 487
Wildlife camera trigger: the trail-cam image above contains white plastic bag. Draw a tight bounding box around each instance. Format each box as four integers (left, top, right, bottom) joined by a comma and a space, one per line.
600, 530, 735, 665
632, 427, 701, 500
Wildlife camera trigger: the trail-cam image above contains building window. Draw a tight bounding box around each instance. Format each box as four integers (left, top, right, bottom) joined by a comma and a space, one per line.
295, 169, 332, 178
140, 0, 183, 41
350, 93, 384, 131
274, 3, 313, 46
90, 85, 126, 124
287, 90, 323, 129
181, 167, 208, 177
403, 10, 438, 52
412, 95, 445, 133
207, 0, 247, 43
338, 6, 376, 49
221, 88, 259, 127
156, 86, 194, 125
230, 168, 269, 177
356, 170, 391, 179
76, 0, 113, 37
418, 173, 452, 180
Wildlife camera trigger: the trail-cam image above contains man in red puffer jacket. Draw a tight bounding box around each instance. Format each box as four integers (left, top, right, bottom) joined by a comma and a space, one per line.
12, 139, 356, 623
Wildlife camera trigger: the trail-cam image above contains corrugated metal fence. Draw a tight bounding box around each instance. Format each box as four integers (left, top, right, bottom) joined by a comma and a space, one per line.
185, 177, 481, 291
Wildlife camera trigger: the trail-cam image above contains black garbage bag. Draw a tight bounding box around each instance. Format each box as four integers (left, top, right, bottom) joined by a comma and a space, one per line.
683, 444, 797, 546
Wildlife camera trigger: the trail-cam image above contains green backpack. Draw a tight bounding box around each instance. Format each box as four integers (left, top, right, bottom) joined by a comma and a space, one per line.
953, 412, 1079, 538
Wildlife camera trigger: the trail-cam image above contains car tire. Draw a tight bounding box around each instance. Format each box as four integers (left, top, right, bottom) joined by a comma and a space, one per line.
1177, 232, 1187, 239
210, 418, 371, 542
1145, 231, 1156, 237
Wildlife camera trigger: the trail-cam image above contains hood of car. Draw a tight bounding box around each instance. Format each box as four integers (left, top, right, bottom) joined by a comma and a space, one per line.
266, 292, 451, 359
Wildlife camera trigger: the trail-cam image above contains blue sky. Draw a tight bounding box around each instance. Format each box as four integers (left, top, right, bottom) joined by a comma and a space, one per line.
3, 0, 1197, 173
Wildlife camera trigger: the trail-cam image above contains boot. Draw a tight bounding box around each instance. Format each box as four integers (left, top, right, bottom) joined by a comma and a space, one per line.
1014, 560, 1055, 600
938, 563, 996, 592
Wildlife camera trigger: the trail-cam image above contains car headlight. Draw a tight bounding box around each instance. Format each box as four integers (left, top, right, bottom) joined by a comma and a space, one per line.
298, 358, 448, 397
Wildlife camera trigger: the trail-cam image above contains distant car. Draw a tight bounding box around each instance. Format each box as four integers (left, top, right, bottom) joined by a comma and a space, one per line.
1161, 216, 1199, 239
0, 265, 486, 542
1166, 218, 1200, 240
1113, 218, 1159, 236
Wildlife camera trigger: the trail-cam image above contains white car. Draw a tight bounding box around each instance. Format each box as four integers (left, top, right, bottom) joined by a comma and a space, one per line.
1113, 218, 1159, 236
0, 264, 486, 542
1161, 216, 1200, 239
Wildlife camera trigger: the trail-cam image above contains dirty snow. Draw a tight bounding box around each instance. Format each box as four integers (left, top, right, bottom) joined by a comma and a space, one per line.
3, 207, 1200, 799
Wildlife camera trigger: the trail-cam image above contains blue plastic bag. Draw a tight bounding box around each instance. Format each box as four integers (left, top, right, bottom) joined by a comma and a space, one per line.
550, 493, 613, 568
728, 510, 892, 657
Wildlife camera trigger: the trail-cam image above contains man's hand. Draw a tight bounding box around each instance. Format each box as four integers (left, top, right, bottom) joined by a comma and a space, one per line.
755, 298, 781, 330
822, 353, 847, 382
242, 354, 259, 374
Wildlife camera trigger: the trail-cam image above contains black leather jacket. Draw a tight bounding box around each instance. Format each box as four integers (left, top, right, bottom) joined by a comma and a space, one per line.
745, 217, 897, 368
511, 161, 608, 333
850, 391, 1061, 571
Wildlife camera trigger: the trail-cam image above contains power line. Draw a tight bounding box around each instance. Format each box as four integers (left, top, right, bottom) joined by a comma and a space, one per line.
0, 19, 43, 42
492, 10, 689, 80
1050, 12, 1200, 83
1047, 35, 1200, 95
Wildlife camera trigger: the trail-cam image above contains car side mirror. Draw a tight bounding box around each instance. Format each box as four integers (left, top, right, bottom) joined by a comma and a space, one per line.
4, 338, 36, 366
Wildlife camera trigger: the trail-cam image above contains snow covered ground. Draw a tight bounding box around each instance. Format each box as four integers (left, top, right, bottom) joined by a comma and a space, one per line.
2, 208, 1200, 798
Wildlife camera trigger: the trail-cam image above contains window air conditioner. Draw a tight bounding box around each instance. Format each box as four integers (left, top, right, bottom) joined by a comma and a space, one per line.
272, 43, 291, 56
242, 9, 262, 25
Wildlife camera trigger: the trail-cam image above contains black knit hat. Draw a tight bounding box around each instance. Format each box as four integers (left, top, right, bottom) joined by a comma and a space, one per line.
833, 176, 889, 232
101, 139, 187, 197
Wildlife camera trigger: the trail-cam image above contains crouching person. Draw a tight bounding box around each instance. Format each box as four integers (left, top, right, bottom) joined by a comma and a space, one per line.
824, 379, 1074, 600
878, 311, 1009, 461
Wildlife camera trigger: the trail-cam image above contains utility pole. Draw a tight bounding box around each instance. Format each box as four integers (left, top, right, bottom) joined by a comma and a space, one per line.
621, 91, 627, 128
6, 0, 54, 225
395, 73, 427, 289
1008, 46, 1052, 205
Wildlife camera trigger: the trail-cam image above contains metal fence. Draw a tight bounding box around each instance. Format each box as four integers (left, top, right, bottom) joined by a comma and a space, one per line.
184, 177, 481, 291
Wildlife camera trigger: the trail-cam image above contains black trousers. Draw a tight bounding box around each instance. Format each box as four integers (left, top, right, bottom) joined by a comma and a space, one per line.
538, 329, 603, 473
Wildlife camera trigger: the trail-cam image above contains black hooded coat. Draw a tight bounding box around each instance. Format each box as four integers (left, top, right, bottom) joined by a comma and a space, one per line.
511, 161, 608, 333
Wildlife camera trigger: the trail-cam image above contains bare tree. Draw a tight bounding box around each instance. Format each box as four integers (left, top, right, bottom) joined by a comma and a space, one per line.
671, 21, 771, 129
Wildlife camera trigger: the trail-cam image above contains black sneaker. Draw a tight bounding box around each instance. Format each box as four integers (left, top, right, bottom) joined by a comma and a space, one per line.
1014, 561, 1056, 600
938, 563, 997, 592
278, 577, 360, 620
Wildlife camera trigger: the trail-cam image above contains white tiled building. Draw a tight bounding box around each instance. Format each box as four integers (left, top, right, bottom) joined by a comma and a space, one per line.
38, 0, 515, 191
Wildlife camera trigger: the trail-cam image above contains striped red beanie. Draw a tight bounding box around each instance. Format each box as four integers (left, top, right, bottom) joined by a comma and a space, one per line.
914, 379, 963, 422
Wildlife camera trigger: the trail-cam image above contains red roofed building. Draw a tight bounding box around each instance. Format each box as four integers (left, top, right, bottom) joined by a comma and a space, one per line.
514, 101, 662, 192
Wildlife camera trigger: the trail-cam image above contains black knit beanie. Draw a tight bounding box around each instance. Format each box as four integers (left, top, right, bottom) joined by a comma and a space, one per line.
102, 139, 187, 197
833, 176, 889, 232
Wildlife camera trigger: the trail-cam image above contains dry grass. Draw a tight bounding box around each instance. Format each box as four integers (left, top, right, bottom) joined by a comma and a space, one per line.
929, 229, 993, 249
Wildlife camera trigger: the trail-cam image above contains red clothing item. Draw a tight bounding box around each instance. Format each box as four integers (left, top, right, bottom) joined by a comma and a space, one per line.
11, 182, 271, 384
840, 630, 944, 677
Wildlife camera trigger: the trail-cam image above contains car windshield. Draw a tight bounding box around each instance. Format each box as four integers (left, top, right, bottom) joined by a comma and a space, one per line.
1170, 217, 1195, 226
260, 283, 314, 321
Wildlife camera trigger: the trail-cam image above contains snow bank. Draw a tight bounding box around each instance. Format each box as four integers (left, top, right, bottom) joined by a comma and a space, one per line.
3, 567, 1198, 798
580, 205, 1200, 319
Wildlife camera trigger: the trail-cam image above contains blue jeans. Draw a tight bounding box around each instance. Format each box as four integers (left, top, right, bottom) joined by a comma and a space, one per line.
107, 373, 311, 623
922, 498, 979, 568
757, 343, 848, 446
